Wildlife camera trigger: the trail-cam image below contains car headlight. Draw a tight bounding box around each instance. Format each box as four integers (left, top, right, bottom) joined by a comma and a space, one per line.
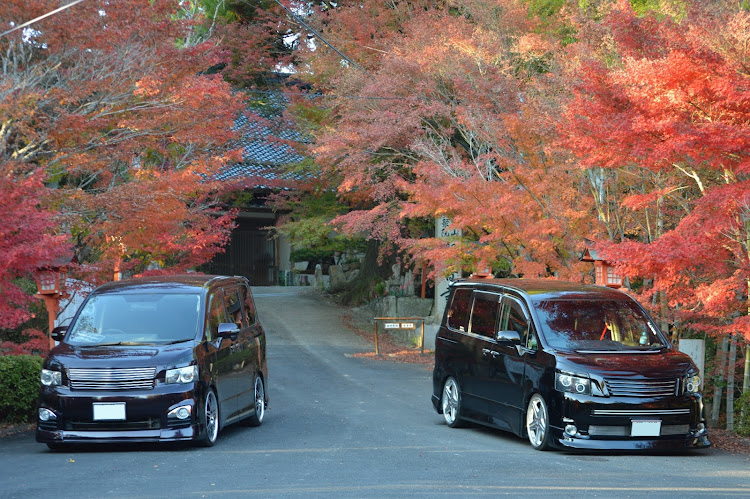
685, 374, 701, 394
40, 369, 62, 387
165, 365, 198, 384
555, 372, 591, 396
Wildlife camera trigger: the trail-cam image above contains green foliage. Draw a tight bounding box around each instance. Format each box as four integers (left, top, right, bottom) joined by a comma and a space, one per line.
0, 279, 48, 345
373, 280, 387, 297
736, 391, 750, 437
526, 0, 566, 20
290, 247, 334, 263
0, 355, 43, 424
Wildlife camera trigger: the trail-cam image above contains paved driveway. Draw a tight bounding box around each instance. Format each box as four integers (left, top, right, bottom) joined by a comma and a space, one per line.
1, 287, 749, 498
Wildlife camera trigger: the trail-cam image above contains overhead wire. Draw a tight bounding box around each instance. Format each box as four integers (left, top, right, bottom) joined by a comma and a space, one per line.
267, 0, 375, 81
0, 0, 88, 38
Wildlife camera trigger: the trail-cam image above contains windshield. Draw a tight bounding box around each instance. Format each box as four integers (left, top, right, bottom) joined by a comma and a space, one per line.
67, 293, 201, 346
535, 299, 668, 352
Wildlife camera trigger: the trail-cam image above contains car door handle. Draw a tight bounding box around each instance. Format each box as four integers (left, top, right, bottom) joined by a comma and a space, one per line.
491, 351, 500, 358
482, 348, 492, 356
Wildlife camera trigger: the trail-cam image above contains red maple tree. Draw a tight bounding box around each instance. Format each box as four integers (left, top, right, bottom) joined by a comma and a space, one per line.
1, 0, 242, 294
563, 1, 750, 337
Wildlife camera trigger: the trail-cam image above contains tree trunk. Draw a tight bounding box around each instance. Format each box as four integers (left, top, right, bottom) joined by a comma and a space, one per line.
743, 345, 749, 424
727, 335, 737, 431
744, 345, 750, 394
712, 336, 729, 426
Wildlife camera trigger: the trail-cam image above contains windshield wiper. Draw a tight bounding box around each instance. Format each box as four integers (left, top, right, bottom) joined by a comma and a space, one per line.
84, 341, 156, 347
159, 339, 192, 345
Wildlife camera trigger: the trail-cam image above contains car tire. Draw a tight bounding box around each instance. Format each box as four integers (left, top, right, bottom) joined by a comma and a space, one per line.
243, 374, 265, 427
198, 388, 219, 447
526, 393, 551, 450
441, 376, 465, 428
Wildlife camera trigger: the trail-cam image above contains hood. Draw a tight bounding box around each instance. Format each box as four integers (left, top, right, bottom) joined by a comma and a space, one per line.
554, 348, 696, 378
45, 342, 196, 370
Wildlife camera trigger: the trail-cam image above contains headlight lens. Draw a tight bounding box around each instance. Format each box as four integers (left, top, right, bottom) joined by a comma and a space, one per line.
165, 365, 198, 384
685, 374, 701, 394
40, 369, 62, 387
555, 372, 591, 396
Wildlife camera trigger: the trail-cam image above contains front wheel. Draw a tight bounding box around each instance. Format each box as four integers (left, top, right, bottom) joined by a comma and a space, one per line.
526, 393, 551, 450
197, 388, 219, 447
441, 377, 465, 428
243, 375, 265, 427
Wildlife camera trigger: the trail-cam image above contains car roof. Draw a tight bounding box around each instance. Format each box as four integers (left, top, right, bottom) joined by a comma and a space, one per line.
92, 274, 243, 295
452, 278, 632, 303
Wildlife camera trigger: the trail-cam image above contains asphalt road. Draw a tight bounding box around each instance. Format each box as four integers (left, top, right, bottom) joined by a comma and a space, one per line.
2, 287, 750, 498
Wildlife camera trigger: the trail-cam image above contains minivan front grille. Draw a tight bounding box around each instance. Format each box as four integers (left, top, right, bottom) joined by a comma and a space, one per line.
604, 378, 677, 397
588, 424, 690, 437
67, 367, 156, 391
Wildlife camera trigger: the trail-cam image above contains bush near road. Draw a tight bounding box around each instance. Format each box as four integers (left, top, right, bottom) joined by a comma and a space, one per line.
0, 355, 43, 424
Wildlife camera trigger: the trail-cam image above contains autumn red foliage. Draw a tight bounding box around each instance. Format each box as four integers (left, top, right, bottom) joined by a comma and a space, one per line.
280, 0, 750, 341
1, 0, 243, 329
563, 1, 750, 338
0, 166, 68, 329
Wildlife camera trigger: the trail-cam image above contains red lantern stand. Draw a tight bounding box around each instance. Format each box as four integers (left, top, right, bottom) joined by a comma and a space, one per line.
34, 269, 68, 351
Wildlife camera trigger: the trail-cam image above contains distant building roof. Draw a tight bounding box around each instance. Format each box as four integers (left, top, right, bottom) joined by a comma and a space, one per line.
214, 95, 309, 185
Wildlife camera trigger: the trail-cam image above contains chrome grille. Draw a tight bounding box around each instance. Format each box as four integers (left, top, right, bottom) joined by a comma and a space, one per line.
67, 367, 156, 391
588, 424, 690, 437
591, 409, 691, 416
604, 378, 677, 397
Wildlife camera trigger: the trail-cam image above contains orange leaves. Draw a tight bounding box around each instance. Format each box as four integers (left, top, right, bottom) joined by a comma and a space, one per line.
1, 0, 241, 285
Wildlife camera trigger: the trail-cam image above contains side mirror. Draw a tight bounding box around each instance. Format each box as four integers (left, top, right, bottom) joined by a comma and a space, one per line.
495, 330, 521, 344
51, 325, 68, 342
217, 323, 240, 338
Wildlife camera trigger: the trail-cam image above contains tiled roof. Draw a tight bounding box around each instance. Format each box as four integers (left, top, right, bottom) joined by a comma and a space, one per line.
214, 99, 309, 184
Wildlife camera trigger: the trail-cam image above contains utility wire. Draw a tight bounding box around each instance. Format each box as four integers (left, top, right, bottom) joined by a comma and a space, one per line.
0, 0, 88, 38
265, 0, 375, 81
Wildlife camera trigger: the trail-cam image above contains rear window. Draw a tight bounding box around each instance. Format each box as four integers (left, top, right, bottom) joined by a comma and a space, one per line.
535, 299, 668, 352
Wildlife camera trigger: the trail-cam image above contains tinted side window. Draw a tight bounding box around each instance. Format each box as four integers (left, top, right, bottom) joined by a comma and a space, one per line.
241, 284, 256, 326
447, 288, 472, 332
470, 293, 501, 338
205, 290, 227, 341
502, 296, 534, 348
224, 286, 243, 328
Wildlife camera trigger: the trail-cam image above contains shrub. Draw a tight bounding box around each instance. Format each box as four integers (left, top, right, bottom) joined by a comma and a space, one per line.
0, 354, 43, 424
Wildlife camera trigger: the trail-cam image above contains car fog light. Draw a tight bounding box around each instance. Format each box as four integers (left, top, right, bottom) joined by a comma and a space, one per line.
169, 405, 192, 420
565, 424, 578, 436
39, 408, 57, 422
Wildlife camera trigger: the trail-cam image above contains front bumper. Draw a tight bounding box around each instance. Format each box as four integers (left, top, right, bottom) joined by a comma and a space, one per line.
36, 382, 200, 445
551, 392, 711, 451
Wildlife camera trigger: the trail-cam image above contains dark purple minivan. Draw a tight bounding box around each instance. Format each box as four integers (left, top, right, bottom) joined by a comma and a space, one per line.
432, 278, 710, 451
36, 274, 267, 449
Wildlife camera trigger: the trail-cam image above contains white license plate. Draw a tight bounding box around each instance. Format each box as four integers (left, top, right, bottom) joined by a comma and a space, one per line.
93, 403, 126, 421
631, 420, 661, 437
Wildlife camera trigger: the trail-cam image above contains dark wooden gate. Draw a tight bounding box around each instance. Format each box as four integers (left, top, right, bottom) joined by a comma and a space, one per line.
204, 227, 277, 286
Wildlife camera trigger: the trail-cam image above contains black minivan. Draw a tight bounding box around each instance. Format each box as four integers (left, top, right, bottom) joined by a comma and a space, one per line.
36, 274, 267, 449
432, 278, 710, 451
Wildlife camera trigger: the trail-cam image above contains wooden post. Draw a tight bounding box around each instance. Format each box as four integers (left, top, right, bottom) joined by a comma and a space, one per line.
40, 295, 59, 351
374, 321, 380, 356
421, 262, 427, 299
420, 321, 425, 354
